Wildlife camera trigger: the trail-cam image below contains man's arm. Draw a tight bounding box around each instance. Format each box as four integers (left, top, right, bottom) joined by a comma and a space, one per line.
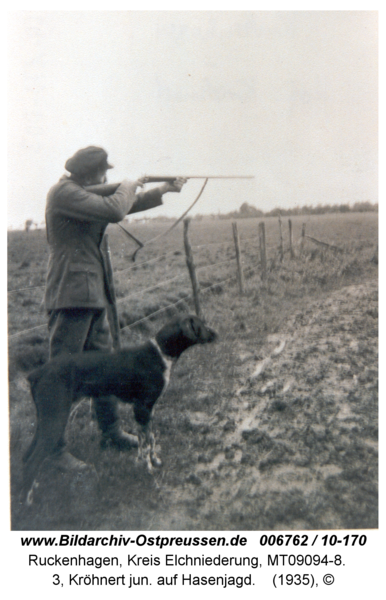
52, 177, 187, 222
128, 188, 164, 214
49, 179, 140, 223
85, 177, 187, 197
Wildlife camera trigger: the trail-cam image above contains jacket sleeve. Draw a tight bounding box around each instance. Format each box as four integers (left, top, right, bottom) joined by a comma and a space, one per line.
128, 188, 164, 214
51, 179, 139, 223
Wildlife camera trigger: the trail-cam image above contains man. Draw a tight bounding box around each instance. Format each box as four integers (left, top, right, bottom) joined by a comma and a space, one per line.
44, 146, 186, 467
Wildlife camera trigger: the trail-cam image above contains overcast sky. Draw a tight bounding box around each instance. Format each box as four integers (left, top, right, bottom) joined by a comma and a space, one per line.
7, 11, 377, 229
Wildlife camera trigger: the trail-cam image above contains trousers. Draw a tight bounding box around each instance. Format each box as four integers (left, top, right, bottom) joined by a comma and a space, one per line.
47, 308, 120, 441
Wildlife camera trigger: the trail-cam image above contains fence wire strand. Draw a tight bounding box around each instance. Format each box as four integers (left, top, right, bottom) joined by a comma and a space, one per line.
116, 273, 188, 304
8, 221, 298, 340
114, 249, 179, 275
8, 284, 45, 294
9, 323, 46, 340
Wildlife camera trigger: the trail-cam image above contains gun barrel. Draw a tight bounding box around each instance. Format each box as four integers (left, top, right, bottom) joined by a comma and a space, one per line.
146, 175, 254, 181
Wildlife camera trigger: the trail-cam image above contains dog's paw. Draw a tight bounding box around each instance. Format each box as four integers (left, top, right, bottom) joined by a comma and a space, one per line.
136, 455, 154, 474
151, 454, 162, 468
136, 453, 156, 474
102, 431, 138, 451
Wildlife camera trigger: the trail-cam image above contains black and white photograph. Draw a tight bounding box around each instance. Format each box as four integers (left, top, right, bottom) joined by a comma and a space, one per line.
7, 10, 378, 536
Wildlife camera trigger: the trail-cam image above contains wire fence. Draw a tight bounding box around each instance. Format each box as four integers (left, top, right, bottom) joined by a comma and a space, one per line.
7, 216, 344, 342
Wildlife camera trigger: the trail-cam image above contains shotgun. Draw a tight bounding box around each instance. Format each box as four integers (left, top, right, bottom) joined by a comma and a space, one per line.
85, 175, 254, 196
86, 175, 254, 261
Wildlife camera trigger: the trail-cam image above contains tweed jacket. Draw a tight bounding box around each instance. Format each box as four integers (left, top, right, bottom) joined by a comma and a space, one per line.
44, 176, 163, 310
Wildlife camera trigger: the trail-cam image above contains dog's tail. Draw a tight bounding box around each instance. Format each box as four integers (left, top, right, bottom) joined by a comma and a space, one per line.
23, 375, 40, 464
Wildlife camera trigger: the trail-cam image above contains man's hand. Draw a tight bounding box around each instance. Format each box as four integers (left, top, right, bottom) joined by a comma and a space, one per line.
158, 177, 188, 194
136, 176, 187, 195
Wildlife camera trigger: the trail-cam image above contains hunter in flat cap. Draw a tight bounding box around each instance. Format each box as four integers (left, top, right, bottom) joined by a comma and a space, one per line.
43, 145, 187, 463
64, 146, 114, 177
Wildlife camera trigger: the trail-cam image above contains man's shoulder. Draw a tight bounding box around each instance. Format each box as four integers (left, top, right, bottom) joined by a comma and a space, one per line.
47, 176, 82, 200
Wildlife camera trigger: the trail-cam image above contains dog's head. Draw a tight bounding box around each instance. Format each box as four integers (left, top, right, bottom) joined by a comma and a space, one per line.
156, 314, 217, 359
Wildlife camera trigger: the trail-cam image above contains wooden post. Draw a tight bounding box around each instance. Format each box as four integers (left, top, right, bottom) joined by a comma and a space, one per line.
300, 223, 306, 254
288, 219, 295, 259
183, 219, 202, 317
259, 221, 267, 280
102, 234, 121, 350
371, 245, 378, 265
278, 212, 284, 262
232, 222, 245, 294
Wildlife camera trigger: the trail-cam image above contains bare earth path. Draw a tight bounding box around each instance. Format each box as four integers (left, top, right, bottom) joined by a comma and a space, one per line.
150, 280, 378, 530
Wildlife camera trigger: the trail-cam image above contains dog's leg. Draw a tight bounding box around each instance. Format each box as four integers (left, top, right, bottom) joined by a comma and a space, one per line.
137, 429, 145, 463
134, 403, 162, 473
136, 423, 162, 473
149, 425, 162, 468
23, 377, 41, 465
137, 424, 153, 473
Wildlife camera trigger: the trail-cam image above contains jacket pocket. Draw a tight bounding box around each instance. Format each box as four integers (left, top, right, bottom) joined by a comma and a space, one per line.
68, 264, 101, 303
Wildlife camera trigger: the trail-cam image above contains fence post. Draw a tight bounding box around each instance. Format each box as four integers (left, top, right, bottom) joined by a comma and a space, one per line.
288, 219, 295, 259
103, 234, 121, 350
232, 222, 245, 294
259, 221, 267, 280
183, 219, 202, 318
300, 223, 306, 254
371, 245, 378, 265
278, 212, 284, 262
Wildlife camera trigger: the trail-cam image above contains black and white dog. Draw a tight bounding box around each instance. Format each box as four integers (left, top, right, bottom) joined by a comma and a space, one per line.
23, 315, 217, 501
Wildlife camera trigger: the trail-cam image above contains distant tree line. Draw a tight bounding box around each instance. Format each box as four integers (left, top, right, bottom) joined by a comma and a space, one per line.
215, 201, 378, 220
119, 200, 378, 224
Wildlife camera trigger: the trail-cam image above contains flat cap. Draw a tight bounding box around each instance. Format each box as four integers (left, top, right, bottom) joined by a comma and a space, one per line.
65, 146, 113, 175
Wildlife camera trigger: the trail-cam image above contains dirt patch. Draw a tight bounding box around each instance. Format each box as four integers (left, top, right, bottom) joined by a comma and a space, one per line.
11, 281, 377, 530
152, 281, 378, 530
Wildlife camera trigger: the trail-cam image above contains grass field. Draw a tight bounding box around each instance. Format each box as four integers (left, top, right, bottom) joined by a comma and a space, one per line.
8, 212, 378, 530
